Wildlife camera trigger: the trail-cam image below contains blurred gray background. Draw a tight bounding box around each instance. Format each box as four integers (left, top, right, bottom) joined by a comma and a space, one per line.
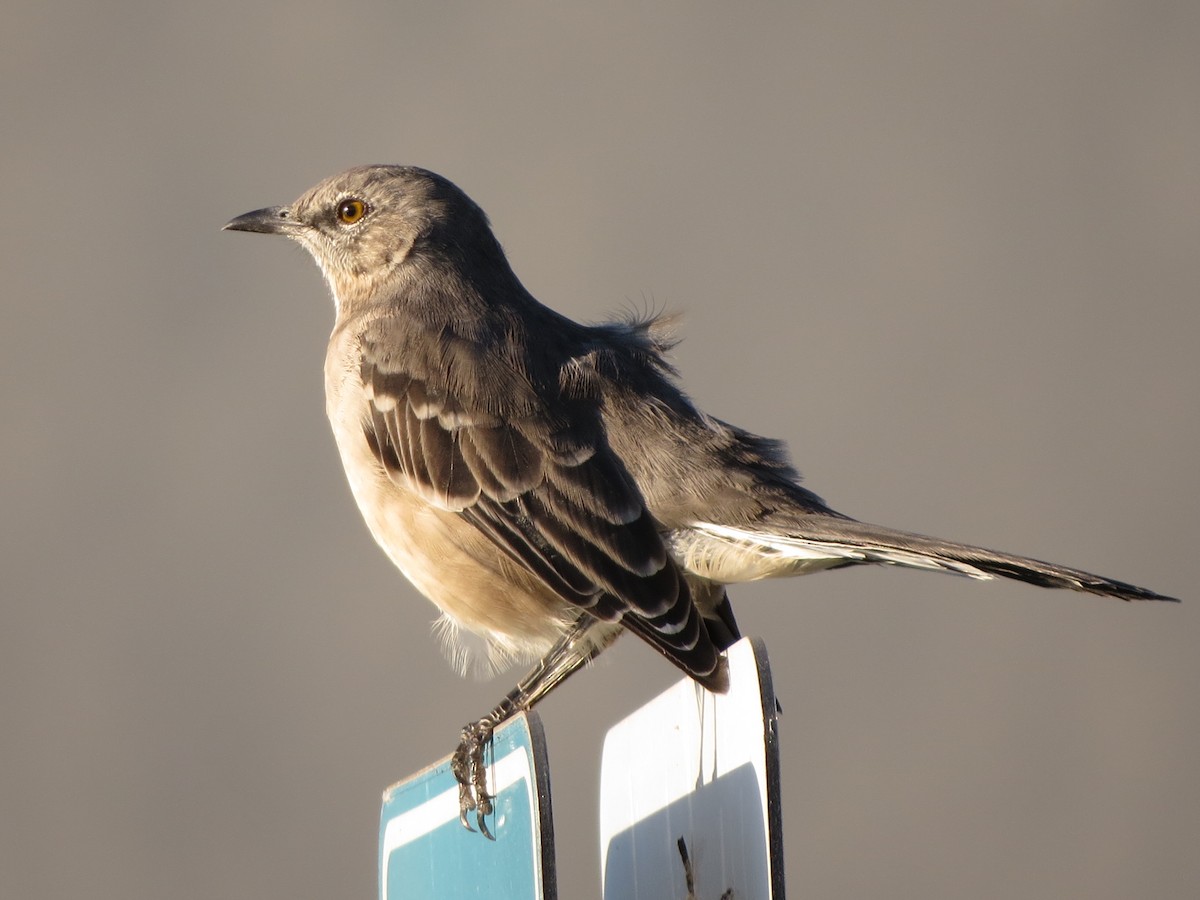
3, 2, 1197, 898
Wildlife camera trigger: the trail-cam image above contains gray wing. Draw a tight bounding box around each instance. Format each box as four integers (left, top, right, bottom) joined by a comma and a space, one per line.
358, 330, 729, 689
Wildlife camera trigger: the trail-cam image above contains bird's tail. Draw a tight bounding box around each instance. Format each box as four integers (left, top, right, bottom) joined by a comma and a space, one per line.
672, 518, 1177, 602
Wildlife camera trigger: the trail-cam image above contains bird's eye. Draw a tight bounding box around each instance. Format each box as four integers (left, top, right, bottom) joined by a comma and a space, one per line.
336, 198, 367, 225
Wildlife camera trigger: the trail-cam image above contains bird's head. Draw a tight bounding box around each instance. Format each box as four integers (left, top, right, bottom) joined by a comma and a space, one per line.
225, 165, 505, 312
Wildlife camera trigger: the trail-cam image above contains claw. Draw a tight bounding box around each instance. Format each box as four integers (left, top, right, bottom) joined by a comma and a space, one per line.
475, 809, 494, 841
451, 719, 497, 839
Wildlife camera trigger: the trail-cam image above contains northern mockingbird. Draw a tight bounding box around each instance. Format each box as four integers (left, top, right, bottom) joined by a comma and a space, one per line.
226, 165, 1176, 835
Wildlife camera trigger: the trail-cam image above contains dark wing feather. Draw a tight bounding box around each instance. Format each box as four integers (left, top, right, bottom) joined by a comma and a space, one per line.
358, 330, 726, 688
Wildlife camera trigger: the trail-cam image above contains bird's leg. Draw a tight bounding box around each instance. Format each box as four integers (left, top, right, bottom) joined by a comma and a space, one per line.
452, 613, 602, 838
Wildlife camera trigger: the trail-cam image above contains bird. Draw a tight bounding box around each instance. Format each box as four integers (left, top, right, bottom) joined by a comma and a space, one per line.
225, 165, 1177, 836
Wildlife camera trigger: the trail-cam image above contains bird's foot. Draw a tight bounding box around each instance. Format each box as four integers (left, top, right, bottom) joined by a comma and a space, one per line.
451, 718, 496, 839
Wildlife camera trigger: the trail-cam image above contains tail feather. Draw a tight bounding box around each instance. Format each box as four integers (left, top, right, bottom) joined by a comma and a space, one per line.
676, 519, 1177, 603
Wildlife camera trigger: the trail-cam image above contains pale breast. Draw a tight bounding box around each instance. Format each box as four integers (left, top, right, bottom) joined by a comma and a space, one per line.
322, 334, 575, 663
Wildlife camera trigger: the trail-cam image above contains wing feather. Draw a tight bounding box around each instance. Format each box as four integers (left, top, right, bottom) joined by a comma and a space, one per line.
356, 329, 725, 688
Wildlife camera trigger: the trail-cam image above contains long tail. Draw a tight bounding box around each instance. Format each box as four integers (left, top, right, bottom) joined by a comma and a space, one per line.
673, 518, 1178, 602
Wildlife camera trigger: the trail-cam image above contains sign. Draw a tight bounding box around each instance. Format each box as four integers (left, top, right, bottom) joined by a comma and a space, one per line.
379, 712, 556, 900
599, 638, 784, 899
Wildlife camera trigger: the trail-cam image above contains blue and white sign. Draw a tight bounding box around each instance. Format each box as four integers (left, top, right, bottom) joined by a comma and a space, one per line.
379, 712, 556, 900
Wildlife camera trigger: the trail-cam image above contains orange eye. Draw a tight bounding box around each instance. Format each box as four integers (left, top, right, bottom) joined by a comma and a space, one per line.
336, 198, 367, 224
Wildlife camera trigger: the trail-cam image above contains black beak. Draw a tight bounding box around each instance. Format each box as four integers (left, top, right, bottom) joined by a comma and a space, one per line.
223, 206, 295, 235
